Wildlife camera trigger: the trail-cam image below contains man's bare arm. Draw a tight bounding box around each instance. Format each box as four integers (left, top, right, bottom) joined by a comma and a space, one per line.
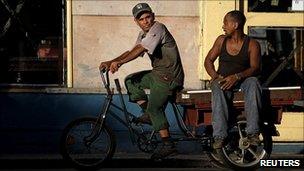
99, 44, 146, 71
238, 39, 261, 78
99, 51, 129, 70
109, 44, 147, 73
118, 44, 146, 65
111, 51, 130, 63
204, 35, 225, 80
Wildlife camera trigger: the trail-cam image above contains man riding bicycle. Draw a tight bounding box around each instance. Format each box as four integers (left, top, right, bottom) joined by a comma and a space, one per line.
99, 3, 184, 159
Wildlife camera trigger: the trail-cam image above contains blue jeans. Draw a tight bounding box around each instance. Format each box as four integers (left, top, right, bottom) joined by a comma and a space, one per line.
211, 77, 262, 139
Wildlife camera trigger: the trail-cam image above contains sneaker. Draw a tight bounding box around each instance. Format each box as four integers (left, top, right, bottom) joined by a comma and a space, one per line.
151, 141, 178, 160
133, 113, 152, 125
248, 134, 260, 146
213, 138, 225, 149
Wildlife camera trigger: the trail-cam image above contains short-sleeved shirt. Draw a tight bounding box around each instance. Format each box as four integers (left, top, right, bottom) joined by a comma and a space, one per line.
135, 21, 184, 86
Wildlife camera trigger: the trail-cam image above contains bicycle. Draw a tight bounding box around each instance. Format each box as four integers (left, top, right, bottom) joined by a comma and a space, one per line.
60, 70, 273, 170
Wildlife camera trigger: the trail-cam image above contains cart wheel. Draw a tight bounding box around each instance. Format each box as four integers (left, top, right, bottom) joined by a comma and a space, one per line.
218, 120, 272, 170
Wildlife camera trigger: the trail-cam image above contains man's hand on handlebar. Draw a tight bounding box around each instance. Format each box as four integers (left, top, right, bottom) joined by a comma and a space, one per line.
109, 61, 122, 74
99, 61, 111, 72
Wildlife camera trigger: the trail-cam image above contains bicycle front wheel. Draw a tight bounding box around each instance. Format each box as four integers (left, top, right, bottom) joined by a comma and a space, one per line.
60, 117, 116, 169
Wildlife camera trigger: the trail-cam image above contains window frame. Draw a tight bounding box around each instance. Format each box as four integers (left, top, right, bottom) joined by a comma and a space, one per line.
0, 0, 68, 87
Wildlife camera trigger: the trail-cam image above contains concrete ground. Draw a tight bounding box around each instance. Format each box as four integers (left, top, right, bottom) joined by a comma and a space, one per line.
0, 153, 302, 171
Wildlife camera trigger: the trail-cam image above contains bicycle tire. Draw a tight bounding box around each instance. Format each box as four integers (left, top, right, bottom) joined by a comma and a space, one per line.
60, 117, 116, 169
217, 120, 272, 170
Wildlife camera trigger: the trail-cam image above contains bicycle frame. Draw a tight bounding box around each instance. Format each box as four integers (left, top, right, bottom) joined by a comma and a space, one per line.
86, 70, 212, 148
84, 70, 152, 145
62, 70, 273, 170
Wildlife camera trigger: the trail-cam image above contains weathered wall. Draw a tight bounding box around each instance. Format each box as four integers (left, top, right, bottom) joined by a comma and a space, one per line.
72, 0, 198, 16
72, 1, 202, 89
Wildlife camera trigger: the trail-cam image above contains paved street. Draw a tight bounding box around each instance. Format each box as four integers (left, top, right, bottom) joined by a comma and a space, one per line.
0, 158, 216, 171
0, 153, 303, 171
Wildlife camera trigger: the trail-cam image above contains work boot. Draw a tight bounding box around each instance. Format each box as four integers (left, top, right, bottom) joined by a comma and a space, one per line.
151, 141, 178, 160
213, 138, 225, 149
132, 113, 152, 125
248, 133, 260, 146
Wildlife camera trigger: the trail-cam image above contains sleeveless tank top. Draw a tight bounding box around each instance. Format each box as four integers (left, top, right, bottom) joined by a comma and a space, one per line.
217, 36, 250, 77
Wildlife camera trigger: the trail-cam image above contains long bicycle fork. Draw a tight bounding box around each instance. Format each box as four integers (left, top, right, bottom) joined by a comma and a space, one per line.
84, 93, 113, 145
84, 71, 114, 145
114, 79, 137, 144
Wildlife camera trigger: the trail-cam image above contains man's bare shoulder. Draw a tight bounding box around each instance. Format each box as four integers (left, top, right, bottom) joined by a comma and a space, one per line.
214, 35, 226, 46
217, 35, 226, 41
248, 38, 260, 49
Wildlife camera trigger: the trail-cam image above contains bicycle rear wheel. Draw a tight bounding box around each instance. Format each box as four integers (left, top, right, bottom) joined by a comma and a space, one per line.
60, 117, 116, 169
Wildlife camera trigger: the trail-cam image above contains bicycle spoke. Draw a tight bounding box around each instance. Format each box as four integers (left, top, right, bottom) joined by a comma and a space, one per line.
71, 129, 84, 137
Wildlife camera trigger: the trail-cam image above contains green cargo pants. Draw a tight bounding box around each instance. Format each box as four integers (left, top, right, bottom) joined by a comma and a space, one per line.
124, 70, 174, 131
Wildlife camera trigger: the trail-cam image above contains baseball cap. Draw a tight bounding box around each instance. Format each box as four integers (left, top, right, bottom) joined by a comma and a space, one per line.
132, 3, 152, 18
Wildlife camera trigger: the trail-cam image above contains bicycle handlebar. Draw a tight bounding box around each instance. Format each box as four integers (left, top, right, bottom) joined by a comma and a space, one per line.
99, 69, 111, 93
99, 68, 123, 94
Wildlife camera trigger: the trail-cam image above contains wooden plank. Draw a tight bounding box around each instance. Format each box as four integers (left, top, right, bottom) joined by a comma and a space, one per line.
177, 87, 303, 126
177, 88, 303, 107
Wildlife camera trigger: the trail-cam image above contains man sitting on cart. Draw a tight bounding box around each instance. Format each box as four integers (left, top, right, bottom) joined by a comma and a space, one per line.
99, 3, 184, 159
204, 10, 262, 149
